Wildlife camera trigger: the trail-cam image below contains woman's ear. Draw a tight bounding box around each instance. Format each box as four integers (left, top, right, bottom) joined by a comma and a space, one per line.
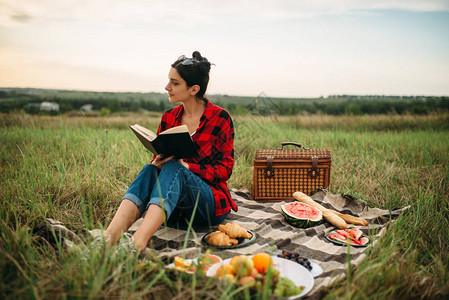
190, 85, 200, 96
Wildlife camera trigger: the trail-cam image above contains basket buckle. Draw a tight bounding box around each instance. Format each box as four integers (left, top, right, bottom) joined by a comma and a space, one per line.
265, 170, 274, 178
308, 169, 320, 178
264, 156, 275, 178
308, 156, 320, 178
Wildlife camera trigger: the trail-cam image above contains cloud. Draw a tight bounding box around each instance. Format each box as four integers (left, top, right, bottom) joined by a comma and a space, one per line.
9, 12, 33, 23
1, 0, 448, 27
1, 0, 448, 97
0, 0, 35, 26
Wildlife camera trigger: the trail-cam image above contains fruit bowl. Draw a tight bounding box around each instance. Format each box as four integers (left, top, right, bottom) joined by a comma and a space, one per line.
207, 255, 314, 299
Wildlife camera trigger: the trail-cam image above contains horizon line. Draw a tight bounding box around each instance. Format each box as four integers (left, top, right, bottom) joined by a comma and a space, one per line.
0, 86, 448, 99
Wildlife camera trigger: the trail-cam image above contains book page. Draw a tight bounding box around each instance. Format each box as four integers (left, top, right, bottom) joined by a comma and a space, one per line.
131, 124, 157, 140
160, 125, 190, 135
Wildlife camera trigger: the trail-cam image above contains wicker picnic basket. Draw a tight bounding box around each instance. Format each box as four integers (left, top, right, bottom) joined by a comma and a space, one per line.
252, 142, 331, 201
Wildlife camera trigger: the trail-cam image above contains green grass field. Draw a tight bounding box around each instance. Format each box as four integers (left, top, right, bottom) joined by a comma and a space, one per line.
1, 112, 448, 299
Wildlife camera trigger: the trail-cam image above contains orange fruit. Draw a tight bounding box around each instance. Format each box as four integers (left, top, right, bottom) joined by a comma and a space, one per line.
230, 255, 240, 266
251, 253, 273, 273
174, 256, 191, 268
215, 264, 234, 277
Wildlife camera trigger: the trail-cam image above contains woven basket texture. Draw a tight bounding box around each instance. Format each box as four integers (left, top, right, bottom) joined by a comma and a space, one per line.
253, 148, 331, 201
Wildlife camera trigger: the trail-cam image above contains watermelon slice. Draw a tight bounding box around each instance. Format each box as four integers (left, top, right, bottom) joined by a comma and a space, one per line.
336, 230, 351, 239
329, 228, 368, 246
329, 233, 347, 243
350, 237, 369, 246
349, 228, 363, 240
281, 202, 323, 228
337, 228, 363, 241
359, 237, 369, 245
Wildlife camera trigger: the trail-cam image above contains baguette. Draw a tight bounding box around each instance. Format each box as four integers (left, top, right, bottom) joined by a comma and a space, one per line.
293, 191, 348, 229
329, 209, 369, 226
320, 209, 348, 229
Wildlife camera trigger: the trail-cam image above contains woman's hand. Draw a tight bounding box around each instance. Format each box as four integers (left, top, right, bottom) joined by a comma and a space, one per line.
151, 155, 174, 169
177, 159, 189, 169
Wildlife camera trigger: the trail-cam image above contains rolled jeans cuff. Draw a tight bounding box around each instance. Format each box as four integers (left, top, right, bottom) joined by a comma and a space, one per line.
148, 196, 174, 219
122, 193, 145, 217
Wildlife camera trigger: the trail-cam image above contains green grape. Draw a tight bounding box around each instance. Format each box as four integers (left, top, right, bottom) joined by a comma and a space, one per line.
273, 286, 284, 297
275, 277, 303, 297
271, 267, 280, 276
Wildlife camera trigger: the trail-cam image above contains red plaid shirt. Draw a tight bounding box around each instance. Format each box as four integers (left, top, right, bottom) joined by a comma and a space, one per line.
156, 99, 237, 216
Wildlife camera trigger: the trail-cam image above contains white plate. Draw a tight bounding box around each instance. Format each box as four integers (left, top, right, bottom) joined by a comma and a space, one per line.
206, 256, 314, 299
309, 261, 323, 278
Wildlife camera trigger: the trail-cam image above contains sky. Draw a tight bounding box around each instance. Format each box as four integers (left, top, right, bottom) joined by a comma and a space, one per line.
0, 0, 448, 98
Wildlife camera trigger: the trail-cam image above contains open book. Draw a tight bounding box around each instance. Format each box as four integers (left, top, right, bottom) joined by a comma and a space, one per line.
129, 124, 198, 159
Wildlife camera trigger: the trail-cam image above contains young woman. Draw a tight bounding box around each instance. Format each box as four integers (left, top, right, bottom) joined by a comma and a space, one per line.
105, 51, 237, 252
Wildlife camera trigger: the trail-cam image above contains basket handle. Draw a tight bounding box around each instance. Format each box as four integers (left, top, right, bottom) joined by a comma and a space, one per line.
280, 142, 307, 150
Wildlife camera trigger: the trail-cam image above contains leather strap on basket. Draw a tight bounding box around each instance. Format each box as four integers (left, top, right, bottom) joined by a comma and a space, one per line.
280, 142, 302, 150
308, 156, 320, 178
265, 156, 274, 178
280, 142, 309, 150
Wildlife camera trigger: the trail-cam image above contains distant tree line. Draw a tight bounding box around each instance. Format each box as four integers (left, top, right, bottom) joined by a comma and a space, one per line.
216, 97, 449, 116
0, 92, 169, 114
0, 90, 448, 116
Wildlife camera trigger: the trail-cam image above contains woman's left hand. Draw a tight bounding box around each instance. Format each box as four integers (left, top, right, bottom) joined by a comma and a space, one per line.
152, 154, 174, 169
178, 159, 189, 169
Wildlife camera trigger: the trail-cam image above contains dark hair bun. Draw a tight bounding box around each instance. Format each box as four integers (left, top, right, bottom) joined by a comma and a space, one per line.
192, 51, 207, 62
192, 51, 211, 74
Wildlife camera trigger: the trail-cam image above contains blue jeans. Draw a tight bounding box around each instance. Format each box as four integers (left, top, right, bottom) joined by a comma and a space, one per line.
123, 161, 229, 227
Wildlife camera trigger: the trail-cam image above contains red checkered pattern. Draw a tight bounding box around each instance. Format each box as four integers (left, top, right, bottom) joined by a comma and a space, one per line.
156, 99, 237, 216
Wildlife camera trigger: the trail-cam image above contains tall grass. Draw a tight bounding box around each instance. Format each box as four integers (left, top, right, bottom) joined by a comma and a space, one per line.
1, 113, 448, 299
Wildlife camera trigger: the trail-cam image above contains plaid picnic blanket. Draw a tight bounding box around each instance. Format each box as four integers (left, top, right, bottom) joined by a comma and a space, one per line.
129, 189, 408, 299
36, 189, 407, 299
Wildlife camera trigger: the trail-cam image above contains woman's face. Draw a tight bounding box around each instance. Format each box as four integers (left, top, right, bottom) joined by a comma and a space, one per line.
165, 67, 195, 104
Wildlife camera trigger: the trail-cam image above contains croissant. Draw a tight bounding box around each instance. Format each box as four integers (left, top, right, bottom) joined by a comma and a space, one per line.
218, 222, 252, 239
207, 231, 239, 246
